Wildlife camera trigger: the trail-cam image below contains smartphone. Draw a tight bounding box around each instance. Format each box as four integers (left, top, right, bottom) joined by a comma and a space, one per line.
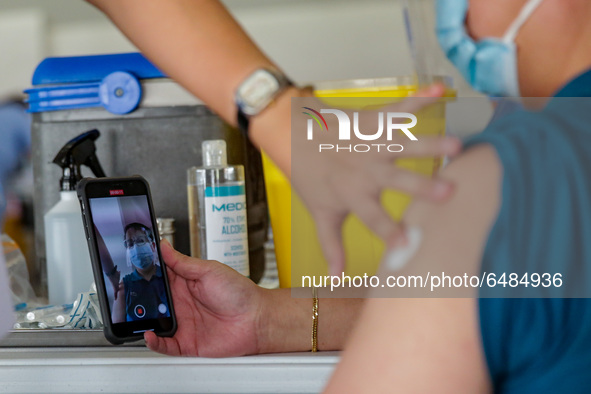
77, 176, 176, 344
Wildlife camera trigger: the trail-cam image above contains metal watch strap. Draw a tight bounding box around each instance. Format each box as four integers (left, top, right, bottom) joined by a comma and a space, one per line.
236, 70, 292, 138
237, 108, 250, 138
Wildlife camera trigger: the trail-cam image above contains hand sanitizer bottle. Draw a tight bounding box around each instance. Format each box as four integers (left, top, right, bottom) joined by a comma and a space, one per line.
187, 140, 249, 276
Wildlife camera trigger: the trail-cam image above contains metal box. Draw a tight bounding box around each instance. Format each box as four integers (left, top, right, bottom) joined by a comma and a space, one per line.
28, 54, 267, 295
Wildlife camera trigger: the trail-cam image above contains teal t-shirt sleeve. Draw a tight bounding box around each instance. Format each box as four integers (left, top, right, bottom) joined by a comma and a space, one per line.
462, 101, 591, 393
465, 108, 591, 299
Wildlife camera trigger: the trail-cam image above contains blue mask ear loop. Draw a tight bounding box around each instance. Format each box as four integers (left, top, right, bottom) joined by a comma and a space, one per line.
502, 0, 545, 45
490, 0, 545, 100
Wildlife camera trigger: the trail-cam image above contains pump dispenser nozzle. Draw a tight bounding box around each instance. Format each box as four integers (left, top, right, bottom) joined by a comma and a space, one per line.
202, 140, 228, 167
52, 129, 107, 191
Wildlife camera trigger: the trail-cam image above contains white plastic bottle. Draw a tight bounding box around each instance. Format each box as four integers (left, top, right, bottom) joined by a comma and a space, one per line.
45, 190, 94, 305
187, 140, 250, 276
45, 130, 106, 305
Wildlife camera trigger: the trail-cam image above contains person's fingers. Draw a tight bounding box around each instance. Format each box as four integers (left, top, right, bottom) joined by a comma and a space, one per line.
165, 264, 177, 283
318, 171, 403, 260
144, 331, 182, 356
412, 83, 446, 98
161, 239, 211, 279
326, 170, 416, 247
386, 94, 442, 114
378, 83, 446, 117
385, 223, 409, 249
160, 239, 190, 269
351, 197, 403, 243
359, 84, 445, 112
313, 213, 346, 276
144, 331, 160, 351
377, 167, 455, 202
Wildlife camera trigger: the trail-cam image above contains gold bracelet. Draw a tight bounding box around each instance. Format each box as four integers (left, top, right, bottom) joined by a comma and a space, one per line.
311, 286, 319, 352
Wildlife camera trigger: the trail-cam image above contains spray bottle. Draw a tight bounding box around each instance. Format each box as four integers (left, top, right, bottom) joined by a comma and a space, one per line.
45, 129, 106, 305
187, 140, 249, 276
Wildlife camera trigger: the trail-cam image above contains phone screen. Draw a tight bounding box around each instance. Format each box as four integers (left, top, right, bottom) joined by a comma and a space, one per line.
86, 190, 173, 333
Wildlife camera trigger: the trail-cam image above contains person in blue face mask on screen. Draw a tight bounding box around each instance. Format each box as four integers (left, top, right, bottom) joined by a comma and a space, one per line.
111, 223, 170, 323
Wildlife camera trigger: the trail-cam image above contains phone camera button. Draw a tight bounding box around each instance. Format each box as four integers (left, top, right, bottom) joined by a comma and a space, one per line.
158, 304, 167, 314
134, 304, 146, 319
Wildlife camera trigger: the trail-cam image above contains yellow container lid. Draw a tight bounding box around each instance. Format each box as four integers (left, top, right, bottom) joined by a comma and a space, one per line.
314, 76, 456, 98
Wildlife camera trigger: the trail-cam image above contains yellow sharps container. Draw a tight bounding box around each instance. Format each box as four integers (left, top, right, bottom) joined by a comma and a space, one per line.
263, 76, 455, 288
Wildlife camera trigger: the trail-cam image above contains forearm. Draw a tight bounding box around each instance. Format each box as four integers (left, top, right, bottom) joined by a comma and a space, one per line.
87, 0, 270, 124
258, 288, 364, 353
95, 225, 115, 274
86, 0, 294, 174
112, 291, 126, 323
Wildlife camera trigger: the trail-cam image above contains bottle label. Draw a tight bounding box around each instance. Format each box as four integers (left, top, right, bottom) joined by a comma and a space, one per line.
204, 184, 249, 276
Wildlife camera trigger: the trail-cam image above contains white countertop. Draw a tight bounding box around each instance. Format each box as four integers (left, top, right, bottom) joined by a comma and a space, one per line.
0, 347, 339, 393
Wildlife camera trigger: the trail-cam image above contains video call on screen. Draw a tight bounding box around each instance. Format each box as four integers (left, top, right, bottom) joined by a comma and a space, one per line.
90, 195, 171, 324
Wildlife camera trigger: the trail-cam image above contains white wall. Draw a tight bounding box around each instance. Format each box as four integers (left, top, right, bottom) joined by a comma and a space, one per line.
0, 0, 418, 94
227, 0, 415, 83
0, 8, 46, 97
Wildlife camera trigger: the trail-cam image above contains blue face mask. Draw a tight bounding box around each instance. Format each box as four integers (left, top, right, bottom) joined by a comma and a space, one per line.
128, 243, 154, 270
436, 0, 544, 97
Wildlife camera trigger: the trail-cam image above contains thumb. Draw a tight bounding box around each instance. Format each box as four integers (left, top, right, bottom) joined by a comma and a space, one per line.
314, 214, 346, 277
144, 330, 182, 356
160, 239, 212, 280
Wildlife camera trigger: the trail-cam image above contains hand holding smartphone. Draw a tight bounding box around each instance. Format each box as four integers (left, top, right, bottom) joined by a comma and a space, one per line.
77, 176, 176, 344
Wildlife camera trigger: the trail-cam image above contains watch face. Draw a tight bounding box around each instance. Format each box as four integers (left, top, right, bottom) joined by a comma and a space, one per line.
238, 70, 281, 115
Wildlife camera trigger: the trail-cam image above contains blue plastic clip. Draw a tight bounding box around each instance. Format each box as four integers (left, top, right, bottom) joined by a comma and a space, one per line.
99, 71, 142, 115
26, 71, 142, 115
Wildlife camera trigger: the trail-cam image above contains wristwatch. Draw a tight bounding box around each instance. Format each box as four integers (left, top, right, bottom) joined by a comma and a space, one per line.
235, 68, 292, 137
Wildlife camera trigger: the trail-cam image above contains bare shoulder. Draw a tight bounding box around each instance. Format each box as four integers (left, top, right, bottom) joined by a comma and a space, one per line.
379, 143, 505, 291
389, 143, 503, 295
405, 143, 502, 228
